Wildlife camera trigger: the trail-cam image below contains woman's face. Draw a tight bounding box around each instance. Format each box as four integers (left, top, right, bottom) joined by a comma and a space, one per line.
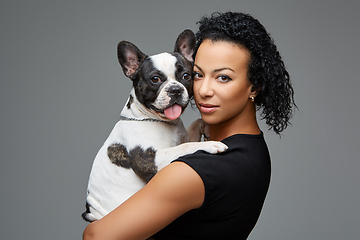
193, 39, 254, 125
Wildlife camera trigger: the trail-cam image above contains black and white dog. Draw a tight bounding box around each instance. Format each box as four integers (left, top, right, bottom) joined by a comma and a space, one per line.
82, 30, 227, 222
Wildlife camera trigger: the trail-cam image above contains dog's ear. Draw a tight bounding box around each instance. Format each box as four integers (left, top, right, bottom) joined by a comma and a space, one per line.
174, 29, 196, 62
117, 41, 147, 79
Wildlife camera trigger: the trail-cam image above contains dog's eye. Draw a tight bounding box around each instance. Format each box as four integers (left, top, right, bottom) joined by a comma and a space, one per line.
151, 76, 161, 83
182, 73, 191, 81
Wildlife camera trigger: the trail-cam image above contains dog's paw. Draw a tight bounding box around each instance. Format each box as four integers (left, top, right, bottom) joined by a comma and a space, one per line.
156, 141, 228, 169
82, 212, 98, 223
197, 141, 228, 154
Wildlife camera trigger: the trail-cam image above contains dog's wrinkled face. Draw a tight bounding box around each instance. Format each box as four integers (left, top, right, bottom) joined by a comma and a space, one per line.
117, 29, 196, 120
132, 52, 193, 120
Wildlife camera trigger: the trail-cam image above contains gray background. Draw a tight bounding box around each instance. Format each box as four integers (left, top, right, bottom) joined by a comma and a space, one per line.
1, 0, 359, 239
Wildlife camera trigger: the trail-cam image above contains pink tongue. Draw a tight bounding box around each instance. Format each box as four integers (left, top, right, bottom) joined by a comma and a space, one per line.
164, 104, 182, 120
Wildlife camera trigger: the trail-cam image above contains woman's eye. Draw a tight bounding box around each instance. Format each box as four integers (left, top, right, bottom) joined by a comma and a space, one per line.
193, 72, 203, 80
217, 75, 231, 82
182, 73, 191, 81
151, 76, 161, 83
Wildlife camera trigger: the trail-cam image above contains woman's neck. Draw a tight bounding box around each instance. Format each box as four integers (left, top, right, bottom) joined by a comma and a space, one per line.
208, 108, 261, 141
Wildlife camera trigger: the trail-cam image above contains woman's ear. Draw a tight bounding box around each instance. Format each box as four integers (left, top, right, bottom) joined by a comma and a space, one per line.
249, 86, 260, 101
250, 86, 260, 98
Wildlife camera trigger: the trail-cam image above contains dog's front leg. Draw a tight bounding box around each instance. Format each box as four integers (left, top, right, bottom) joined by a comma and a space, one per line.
187, 118, 210, 142
155, 141, 228, 170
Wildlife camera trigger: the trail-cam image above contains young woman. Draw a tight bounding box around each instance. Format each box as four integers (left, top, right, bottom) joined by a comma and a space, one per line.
83, 12, 295, 240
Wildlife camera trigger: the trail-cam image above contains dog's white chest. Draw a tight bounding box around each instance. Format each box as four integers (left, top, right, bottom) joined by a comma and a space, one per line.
84, 116, 187, 221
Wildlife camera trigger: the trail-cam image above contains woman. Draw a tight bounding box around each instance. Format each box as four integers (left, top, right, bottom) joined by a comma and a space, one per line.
83, 12, 295, 240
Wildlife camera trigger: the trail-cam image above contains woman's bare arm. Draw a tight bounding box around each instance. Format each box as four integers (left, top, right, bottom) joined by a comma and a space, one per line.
83, 161, 205, 240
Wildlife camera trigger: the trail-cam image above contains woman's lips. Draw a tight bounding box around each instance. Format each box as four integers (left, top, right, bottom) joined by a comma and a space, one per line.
198, 103, 218, 113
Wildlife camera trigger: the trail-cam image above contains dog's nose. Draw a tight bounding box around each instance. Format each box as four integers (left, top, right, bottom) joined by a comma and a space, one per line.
168, 85, 183, 97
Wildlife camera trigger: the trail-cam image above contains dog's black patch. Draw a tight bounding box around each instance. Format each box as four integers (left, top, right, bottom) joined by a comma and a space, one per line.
126, 94, 134, 109
130, 146, 157, 183
108, 144, 157, 183
108, 143, 132, 168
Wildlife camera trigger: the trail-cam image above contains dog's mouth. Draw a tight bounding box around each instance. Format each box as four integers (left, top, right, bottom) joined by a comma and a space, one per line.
163, 104, 183, 120
152, 103, 184, 120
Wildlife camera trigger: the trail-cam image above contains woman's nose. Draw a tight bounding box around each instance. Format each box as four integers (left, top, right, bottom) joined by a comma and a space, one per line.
197, 78, 214, 98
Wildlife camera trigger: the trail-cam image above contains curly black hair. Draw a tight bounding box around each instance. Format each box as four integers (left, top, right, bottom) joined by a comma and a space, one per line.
194, 12, 296, 134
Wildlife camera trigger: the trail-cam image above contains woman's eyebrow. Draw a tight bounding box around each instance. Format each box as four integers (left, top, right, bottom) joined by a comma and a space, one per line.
194, 65, 234, 73
193, 64, 203, 72
214, 67, 234, 73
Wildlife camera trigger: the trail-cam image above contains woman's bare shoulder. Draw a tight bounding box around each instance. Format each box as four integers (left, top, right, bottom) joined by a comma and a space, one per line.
149, 161, 205, 209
